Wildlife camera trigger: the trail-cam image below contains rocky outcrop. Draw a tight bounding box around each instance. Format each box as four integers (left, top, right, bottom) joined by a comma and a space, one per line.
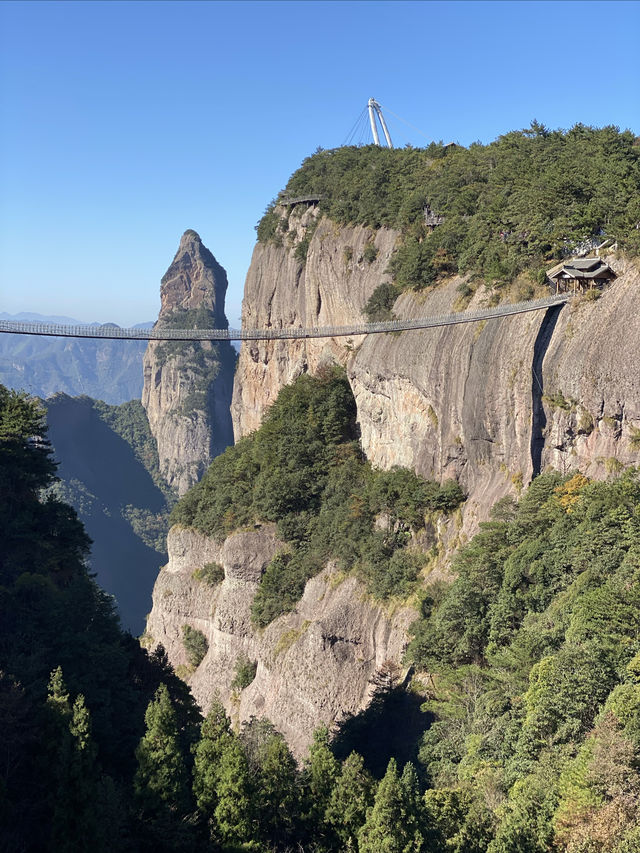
142, 231, 236, 495
148, 213, 639, 757
231, 206, 400, 437
232, 215, 640, 532
145, 525, 414, 758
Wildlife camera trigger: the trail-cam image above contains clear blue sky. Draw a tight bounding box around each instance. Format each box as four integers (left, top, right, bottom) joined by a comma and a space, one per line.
1, 0, 638, 328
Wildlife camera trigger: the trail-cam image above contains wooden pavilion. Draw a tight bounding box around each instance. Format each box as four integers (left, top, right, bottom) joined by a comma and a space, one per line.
546, 258, 616, 294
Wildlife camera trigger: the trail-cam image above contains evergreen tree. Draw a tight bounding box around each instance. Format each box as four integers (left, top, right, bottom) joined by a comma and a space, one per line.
46, 670, 113, 852
213, 736, 256, 846
134, 683, 190, 816
192, 698, 233, 818
241, 718, 300, 847
325, 751, 376, 850
358, 758, 427, 853
302, 726, 340, 828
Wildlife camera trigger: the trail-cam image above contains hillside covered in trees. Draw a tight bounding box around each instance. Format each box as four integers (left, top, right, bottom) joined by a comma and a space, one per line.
4, 380, 639, 851
258, 125, 640, 301
172, 367, 463, 626
44, 393, 175, 634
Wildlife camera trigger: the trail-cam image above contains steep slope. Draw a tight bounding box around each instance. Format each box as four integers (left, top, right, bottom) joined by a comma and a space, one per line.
142, 230, 236, 495
45, 393, 171, 634
233, 208, 640, 532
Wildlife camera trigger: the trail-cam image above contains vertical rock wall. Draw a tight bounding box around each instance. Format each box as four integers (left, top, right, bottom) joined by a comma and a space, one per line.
231, 207, 400, 438
142, 231, 236, 495
232, 216, 640, 533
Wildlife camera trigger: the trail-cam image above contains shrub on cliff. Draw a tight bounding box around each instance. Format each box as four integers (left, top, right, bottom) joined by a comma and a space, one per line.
182, 624, 208, 669
258, 125, 640, 292
172, 369, 464, 626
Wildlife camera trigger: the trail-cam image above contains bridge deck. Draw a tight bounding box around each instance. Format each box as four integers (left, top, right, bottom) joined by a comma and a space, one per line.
0, 295, 568, 343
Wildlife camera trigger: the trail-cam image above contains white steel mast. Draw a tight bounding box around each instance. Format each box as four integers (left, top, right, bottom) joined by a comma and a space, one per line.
367, 98, 393, 148
368, 98, 381, 145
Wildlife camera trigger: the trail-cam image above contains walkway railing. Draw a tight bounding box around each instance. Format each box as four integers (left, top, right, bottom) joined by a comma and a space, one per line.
0, 295, 568, 343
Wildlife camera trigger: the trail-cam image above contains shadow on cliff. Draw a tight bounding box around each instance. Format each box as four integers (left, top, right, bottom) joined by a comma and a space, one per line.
530, 303, 564, 477
45, 395, 168, 635
331, 686, 434, 779
207, 341, 237, 459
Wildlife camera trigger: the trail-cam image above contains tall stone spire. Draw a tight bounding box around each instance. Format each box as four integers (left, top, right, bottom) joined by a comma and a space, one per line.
142, 231, 236, 495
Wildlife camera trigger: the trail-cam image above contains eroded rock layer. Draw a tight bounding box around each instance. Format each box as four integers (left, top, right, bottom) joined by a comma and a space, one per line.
145, 525, 414, 759
142, 231, 235, 495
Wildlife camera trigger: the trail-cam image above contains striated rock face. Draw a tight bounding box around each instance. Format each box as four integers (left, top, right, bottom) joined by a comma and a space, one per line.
231, 207, 400, 437
145, 525, 415, 759
350, 256, 640, 530
232, 218, 640, 532
142, 231, 236, 495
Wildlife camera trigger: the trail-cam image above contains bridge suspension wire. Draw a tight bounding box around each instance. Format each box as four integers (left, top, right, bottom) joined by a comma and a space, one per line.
0, 295, 568, 344
343, 107, 369, 146
380, 105, 432, 143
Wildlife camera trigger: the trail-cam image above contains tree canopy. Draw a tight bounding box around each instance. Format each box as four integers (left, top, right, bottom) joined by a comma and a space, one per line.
258, 126, 640, 292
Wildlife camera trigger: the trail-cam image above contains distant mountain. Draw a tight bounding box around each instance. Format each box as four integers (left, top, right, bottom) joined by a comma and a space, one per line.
45, 393, 175, 634
0, 312, 153, 403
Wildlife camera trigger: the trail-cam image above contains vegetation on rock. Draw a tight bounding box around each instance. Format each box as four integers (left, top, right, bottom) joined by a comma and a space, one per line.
182, 624, 209, 669
3, 382, 640, 850
192, 560, 224, 586
231, 654, 258, 690
171, 368, 464, 625
258, 126, 640, 293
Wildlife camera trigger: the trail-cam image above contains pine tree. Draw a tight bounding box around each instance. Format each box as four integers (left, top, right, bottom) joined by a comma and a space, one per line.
241, 718, 300, 847
134, 683, 190, 816
325, 751, 376, 850
303, 726, 340, 820
46, 665, 71, 719
358, 758, 427, 853
213, 736, 256, 845
46, 670, 111, 852
192, 699, 232, 817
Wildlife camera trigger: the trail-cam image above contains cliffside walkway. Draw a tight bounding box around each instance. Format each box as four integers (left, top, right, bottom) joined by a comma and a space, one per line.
0, 295, 569, 343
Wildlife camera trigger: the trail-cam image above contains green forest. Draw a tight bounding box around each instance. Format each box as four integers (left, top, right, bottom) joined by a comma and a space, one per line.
171, 367, 463, 624
257, 126, 640, 301
2, 378, 640, 851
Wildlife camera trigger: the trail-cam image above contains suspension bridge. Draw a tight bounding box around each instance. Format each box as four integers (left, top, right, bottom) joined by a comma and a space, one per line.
0, 295, 568, 343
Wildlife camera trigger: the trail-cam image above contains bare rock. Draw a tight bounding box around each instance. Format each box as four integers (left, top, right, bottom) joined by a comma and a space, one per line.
231, 211, 399, 438
142, 231, 235, 495
145, 524, 415, 759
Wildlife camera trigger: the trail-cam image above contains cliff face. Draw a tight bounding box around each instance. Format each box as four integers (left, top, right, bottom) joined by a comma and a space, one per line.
147, 213, 640, 755
144, 525, 414, 759
142, 231, 236, 495
233, 212, 640, 530
350, 256, 640, 525
231, 206, 400, 437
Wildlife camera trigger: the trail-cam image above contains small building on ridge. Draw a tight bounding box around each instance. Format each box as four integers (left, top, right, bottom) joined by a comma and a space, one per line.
546, 258, 616, 294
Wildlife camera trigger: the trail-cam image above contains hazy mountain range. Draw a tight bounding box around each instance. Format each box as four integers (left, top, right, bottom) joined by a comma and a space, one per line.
0, 312, 153, 404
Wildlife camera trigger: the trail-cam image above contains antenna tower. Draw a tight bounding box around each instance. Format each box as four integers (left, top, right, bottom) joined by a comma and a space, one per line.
367, 98, 393, 148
